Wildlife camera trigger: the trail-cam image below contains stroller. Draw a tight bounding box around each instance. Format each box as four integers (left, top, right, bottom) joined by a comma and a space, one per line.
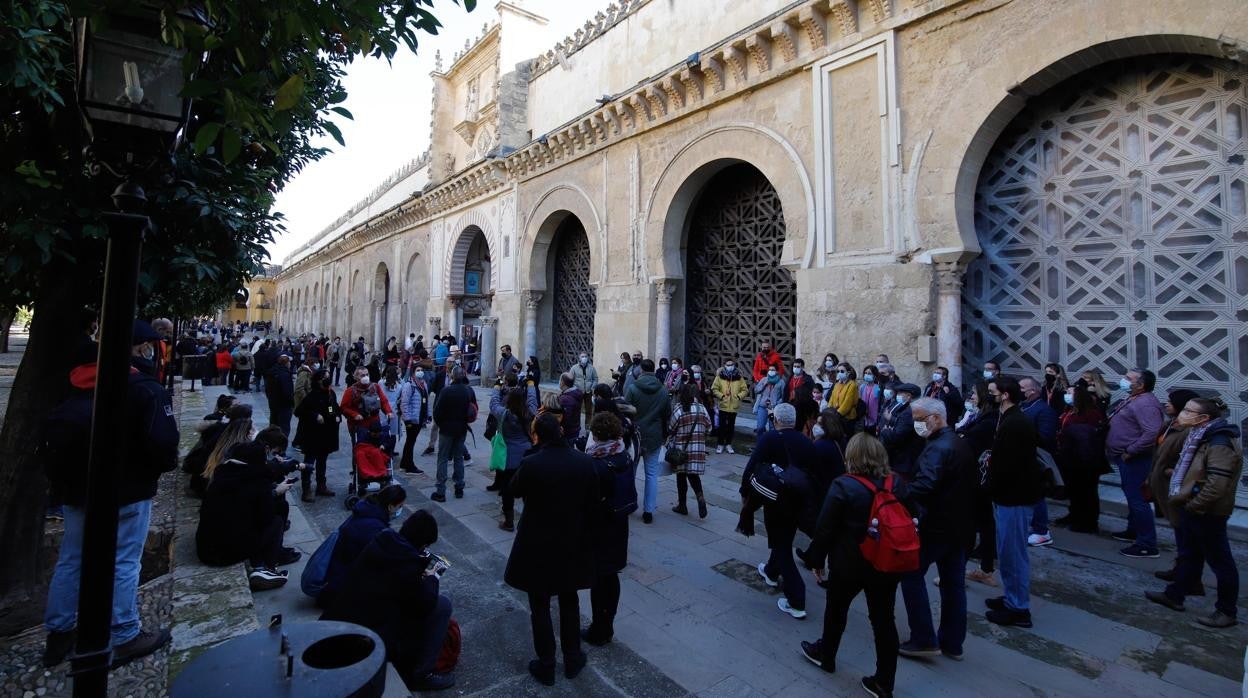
346, 422, 396, 509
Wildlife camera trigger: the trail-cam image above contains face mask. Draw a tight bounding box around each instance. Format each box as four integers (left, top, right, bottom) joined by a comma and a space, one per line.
1063, 393, 1074, 406
863, 374, 875, 384
932, 373, 944, 383
793, 367, 803, 375
983, 370, 995, 379
824, 360, 835, 369
140, 343, 155, 361
314, 363, 322, 370
414, 371, 424, 380
693, 372, 701, 380
913, 420, 930, 438
895, 395, 908, 405
1045, 374, 1056, 386
1119, 378, 1132, 391
359, 375, 371, 385
812, 424, 826, 439
964, 400, 976, 413
672, 364, 681, 371
883, 388, 895, 400
580, 357, 589, 366
725, 365, 735, 374
836, 371, 847, 381
660, 363, 668, 369
875, 362, 885, 370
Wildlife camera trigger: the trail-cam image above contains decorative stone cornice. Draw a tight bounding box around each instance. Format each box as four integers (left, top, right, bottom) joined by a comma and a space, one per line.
530, 0, 649, 79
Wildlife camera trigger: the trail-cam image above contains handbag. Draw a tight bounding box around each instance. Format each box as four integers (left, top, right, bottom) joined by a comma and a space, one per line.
301, 526, 341, 598
489, 428, 507, 472
663, 414, 695, 467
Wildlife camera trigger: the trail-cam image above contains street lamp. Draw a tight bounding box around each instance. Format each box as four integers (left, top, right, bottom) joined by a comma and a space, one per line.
72, 7, 201, 697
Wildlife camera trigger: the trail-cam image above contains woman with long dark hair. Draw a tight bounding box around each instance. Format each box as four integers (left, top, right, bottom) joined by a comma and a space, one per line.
957, 380, 999, 588
491, 386, 533, 531
1054, 380, 1107, 533
294, 368, 341, 501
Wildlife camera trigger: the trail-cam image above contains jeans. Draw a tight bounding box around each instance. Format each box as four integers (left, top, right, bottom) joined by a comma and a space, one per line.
45, 500, 152, 645
820, 571, 900, 690
1030, 498, 1049, 536
395, 594, 453, 686
1114, 453, 1156, 549
994, 504, 1032, 611
527, 591, 583, 666
640, 448, 662, 514
1168, 510, 1239, 617
330, 363, 341, 386
900, 534, 967, 653
753, 408, 771, 435
435, 432, 467, 495
763, 509, 805, 610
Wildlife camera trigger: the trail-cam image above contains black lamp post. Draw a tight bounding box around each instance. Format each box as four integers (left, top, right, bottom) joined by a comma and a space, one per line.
71, 8, 199, 697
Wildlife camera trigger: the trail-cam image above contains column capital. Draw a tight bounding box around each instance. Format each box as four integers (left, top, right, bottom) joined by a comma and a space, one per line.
481, 316, 499, 327
654, 278, 678, 304
524, 291, 544, 310
934, 260, 965, 295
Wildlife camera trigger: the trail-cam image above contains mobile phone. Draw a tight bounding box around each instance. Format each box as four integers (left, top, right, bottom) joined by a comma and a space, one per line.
429, 553, 451, 576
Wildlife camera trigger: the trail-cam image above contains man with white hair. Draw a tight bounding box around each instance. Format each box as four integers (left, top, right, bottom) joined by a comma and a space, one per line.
898, 397, 975, 660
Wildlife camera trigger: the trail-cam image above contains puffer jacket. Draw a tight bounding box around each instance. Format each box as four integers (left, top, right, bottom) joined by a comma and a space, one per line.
397, 379, 429, 424
1151, 421, 1243, 523
712, 371, 750, 413
753, 378, 786, 415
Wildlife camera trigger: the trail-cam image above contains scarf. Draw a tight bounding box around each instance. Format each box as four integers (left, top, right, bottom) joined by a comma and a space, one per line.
585, 438, 624, 459
1169, 418, 1223, 496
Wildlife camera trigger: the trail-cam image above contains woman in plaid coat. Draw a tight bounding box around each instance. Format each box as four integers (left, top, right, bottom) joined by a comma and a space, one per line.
667, 384, 714, 518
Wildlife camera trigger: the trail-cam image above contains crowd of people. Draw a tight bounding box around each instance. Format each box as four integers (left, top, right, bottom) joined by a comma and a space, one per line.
39, 313, 1244, 696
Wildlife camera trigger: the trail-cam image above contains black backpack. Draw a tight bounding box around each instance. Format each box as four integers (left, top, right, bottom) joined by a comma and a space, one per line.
37, 395, 93, 503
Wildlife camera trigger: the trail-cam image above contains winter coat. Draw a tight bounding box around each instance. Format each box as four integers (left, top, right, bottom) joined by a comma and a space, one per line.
625, 374, 671, 452
294, 388, 341, 456
432, 381, 477, 439
339, 382, 393, 432
712, 372, 750, 413
570, 362, 598, 393
666, 402, 712, 474
753, 378, 786, 417
381, 381, 403, 436
1151, 422, 1243, 523
906, 427, 975, 539
195, 443, 279, 566
987, 405, 1043, 506
828, 379, 859, 420
558, 387, 583, 439
1106, 392, 1166, 460
398, 379, 430, 425
321, 528, 440, 664
321, 498, 391, 606
1021, 398, 1059, 453
265, 365, 295, 409
215, 350, 233, 372
293, 366, 314, 411
742, 428, 820, 547
490, 390, 532, 471
878, 401, 924, 478
802, 473, 915, 580
590, 449, 633, 574
924, 381, 965, 425
859, 382, 883, 431
1056, 409, 1107, 477
504, 444, 601, 594
785, 372, 814, 404
497, 353, 521, 378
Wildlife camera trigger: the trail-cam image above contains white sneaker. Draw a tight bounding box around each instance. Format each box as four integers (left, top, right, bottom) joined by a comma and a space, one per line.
715, 445, 724, 454
757, 562, 778, 587
1027, 532, 1053, 547
726, 445, 736, 454
777, 597, 807, 619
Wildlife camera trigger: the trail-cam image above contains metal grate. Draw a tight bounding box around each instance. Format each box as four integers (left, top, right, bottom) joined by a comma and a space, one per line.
685, 164, 796, 372
963, 55, 1248, 500
551, 218, 597, 374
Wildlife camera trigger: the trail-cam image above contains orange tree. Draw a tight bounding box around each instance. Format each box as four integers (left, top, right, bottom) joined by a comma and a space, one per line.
0, 0, 473, 630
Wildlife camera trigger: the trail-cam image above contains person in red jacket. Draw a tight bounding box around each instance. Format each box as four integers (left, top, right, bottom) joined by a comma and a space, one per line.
214, 345, 234, 386
341, 367, 394, 440
752, 340, 786, 383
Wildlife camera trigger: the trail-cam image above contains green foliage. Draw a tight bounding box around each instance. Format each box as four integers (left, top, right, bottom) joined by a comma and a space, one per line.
1, 0, 472, 320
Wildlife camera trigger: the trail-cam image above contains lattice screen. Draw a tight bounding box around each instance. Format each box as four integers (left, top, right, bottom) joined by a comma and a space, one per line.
551, 219, 597, 375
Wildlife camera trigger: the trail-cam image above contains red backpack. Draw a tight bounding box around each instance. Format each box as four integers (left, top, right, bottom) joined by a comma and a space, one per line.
848, 474, 920, 573
434, 618, 461, 674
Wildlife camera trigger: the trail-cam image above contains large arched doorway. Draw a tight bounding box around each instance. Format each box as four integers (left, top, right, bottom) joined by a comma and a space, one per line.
373, 263, 390, 349
683, 163, 795, 370
963, 53, 1248, 493
549, 215, 596, 372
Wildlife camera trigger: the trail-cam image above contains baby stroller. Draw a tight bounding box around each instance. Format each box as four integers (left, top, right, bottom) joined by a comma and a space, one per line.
346, 422, 396, 509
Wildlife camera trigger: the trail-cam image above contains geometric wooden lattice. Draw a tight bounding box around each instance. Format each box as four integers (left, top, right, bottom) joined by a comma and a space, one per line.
685, 163, 796, 372
551, 217, 597, 374
963, 54, 1248, 499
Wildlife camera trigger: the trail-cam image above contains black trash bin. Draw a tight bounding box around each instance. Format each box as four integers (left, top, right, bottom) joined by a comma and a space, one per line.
171, 619, 387, 698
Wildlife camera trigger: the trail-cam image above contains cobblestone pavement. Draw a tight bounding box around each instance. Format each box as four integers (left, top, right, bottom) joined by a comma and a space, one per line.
222, 383, 1245, 697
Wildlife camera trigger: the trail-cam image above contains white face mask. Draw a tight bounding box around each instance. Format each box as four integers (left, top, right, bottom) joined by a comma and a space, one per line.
883, 389, 895, 400
793, 367, 803, 375
913, 420, 930, 438
836, 371, 847, 381
414, 371, 424, 380
767, 370, 777, 378
812, 424, 826, 439
983, 370, 995, 379
964, 400, 976, 413
1119, 377, 1133, 391
693, 372, 701, 380
359, 375, 371, 385
895, 394, 907, 405
932, 373, 944, 383
579, 357, 589, 365
140, 343, 155, 361
875, 362, 886, 370
824, 360, 835, 369
1063, 393, 1074, 406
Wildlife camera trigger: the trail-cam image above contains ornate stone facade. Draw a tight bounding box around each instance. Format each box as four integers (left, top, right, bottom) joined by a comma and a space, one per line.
274, 0, 1248, 464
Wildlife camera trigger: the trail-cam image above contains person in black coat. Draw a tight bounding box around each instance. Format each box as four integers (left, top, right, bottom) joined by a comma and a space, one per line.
799, 433, 915, 696
504, 414, 601, 686
740, 403, 819, 620
431, 367, 477, 501
265, 354, 296, 436
323, 510, 455, 692
878, 383, 924, 480
583, 412, 637, 646
923, 366, 964, 425
294, 368, 340, 501
956, 381, 999, 585
318, 485, 406, 609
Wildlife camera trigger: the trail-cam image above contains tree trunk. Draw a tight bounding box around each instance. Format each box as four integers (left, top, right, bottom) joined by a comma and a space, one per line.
0, 261, 84, 633
0, 307, 12, 353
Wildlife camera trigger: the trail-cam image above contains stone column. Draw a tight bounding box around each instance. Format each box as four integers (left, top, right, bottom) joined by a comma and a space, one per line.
935, 259, 966, 388
373, 302, 386, 351
480, 316, 498, 381
448, 297, 463, 338
654, 279, 676, 362
523, 291, 543, 361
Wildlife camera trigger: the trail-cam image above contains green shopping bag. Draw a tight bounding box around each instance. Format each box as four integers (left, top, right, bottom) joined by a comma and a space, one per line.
489, 429, 507, 471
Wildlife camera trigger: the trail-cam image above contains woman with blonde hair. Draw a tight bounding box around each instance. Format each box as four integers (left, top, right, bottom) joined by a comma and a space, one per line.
201, 405, 255, 485
530, 392, 563, 445
1079, 369, 1112, 413
799, 432, 913, 697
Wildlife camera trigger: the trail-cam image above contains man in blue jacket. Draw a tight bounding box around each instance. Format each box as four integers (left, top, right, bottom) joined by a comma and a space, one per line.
1019, 376, 1059, 547
41, 320, 180, 669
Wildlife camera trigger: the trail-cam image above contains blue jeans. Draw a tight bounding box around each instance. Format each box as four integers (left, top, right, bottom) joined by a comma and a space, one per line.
753, 408, 771, 435
435, 432, 467, 495
1030, 498, 1049, 536
994, 504, 1031, 611
1114, 453, 1156, 549
45, 500, 152, 645
1168, 510, 1239, 617
900, 534, 967, 653
641, 448, 661, 514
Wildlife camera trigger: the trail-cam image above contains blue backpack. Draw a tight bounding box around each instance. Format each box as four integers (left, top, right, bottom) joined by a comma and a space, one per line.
300, 527, 341, 598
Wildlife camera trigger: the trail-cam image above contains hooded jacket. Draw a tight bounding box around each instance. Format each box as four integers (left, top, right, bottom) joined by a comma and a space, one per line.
195, 442, 279, 566
321, 498, 392, 605
712, 369, 750, 413
1150, 421, 1243, 522
625, 373, 671, 452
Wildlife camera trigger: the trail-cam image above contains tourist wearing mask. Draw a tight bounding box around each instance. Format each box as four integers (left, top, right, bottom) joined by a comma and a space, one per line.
583, 413, 637, 647
859, 365, 884, 434
569, 352, 598, 421
877, 362, 899, 389
265, 354, 296, 436
1019, 376, 1059, 548
556, 372, 584, 443
956, 381, 999, 587
655, 358, 671, 384
622, 352, 643, 393
752, 340, 785, 383
292, 356, 318, 433
924, 366, 964, 425
497, 344, 520, 378
810, 409, 848, 503
898, 398, 975, 661
294, 369, 341, 501
490, 387, 533, 531
1042, 363, 1070, 413
983, 376, 1041, 627
711, 359, 750, 454
828, 363, 860, 431
397, 366, 431, 474
814, 352, 841, 388
1144, 397, 1242, 628
381, 366, 404, 455
1146, 388, 1202, 585
786, 358, 815, 403
799, 433, 912, 697
664, 357, 686, 395
1106, 368, 1166, 558
878, 383, 924, 480
687, 365, 714, 413
340, 367, 394, 439
318, 485, 407, 609
753, 365, 787, 435
1054, 381, 1108, 534
611, 351, 632, 395
667, 384, 714, 518
981, 361, 1001, 383
625, 359, 671, 524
